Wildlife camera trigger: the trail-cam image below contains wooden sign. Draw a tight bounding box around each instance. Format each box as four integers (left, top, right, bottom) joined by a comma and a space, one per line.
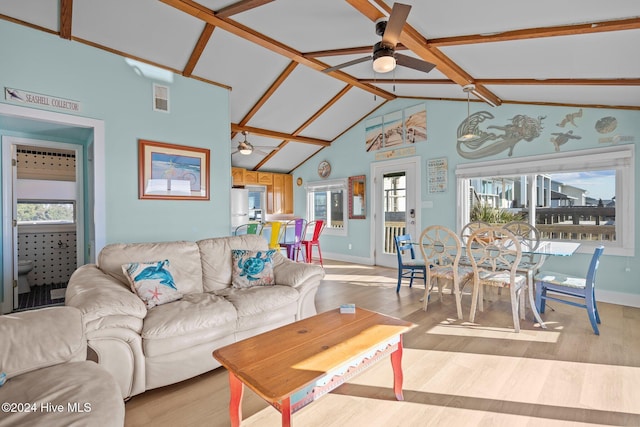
5, 87, 81, 112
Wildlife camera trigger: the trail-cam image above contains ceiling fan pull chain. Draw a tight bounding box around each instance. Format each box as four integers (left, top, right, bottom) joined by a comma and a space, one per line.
393, 68, 396, 92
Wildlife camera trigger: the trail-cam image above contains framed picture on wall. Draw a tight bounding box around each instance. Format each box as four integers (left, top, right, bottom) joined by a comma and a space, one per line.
138, 139, 210, 200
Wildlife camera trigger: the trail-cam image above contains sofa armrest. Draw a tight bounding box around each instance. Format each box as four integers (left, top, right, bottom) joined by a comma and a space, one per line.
272, 252, 325, 288
0, 307, 86, 379
66, 264, 147, 332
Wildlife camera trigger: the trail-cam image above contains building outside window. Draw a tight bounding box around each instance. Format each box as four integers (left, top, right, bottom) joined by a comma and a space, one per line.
456, 145, 634, 256
306, 179, 347, 235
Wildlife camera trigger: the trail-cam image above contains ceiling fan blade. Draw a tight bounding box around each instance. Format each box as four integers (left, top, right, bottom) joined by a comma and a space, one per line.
254, 148, 271, 156
382, 3, 411, 47
323, 55, 372, 73
395, 53, 436, 73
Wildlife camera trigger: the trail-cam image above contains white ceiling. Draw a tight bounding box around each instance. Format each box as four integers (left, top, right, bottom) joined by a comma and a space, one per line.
1, 0, 639, 173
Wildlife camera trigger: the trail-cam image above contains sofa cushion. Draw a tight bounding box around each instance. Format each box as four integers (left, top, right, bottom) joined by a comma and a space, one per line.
216, 285, 299, 331
142, 293, 237, 358
0, 306, 86, 379
231, 249, 276, 288
122, 260, 183, 308
0, 361, 124, 427
98, 241, 204, 295
197, 235, 270, 292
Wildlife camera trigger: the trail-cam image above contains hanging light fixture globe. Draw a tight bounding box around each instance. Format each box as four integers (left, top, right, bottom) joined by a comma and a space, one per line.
238, 131, 253, 155
458, 84, 480, 142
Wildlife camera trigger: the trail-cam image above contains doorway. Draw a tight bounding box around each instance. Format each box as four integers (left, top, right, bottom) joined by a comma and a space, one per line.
0, 103, 106, 314
5, 138, 83, 311
371, 157, 421, 268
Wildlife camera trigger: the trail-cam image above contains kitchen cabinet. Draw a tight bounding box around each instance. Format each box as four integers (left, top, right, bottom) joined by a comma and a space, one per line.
266, 172, 293, 214
244, 170, 258, 185
257, 172, 273, 185
283, 174, 293, 214
231, 167, 244, 186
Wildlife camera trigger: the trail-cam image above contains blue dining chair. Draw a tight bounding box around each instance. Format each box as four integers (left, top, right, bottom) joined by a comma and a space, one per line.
394, 234, 427, 293
535, 246, 604, 335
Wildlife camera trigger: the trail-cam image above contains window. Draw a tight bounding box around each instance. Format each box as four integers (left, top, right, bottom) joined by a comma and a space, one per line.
456, 145, 634, 256
306, 179, 347, 235
17, 200, 76, 225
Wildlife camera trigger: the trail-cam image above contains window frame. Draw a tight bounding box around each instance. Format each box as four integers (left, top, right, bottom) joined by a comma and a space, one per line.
306, 178, 348, 236
17, 199, 77, 226
455, 145, 634, 256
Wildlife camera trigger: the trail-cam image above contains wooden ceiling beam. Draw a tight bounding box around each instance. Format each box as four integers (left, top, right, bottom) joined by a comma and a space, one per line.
232, 61, 298, 140
183, 23, 215, 77
216, 0, 274, 18
59, 0, 73, 40
160, 0, 395, 100
231, 124, 331, 146
253, 85, 353, 170
359, 78, 453, 84
476, 78, 640, 86
346, 0, 501, 106
429, 17, 640, 47
358, 78, 640, 86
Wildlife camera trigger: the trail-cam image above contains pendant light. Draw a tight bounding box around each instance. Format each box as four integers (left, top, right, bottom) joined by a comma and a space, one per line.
457, 84, 480, 142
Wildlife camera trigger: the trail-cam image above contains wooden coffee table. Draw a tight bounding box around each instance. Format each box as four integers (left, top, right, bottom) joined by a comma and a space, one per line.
213, 307, 416, 426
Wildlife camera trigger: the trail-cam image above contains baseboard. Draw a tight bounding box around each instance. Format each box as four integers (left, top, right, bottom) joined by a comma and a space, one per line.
322, 252, 374, 266
597, 290, 640, 308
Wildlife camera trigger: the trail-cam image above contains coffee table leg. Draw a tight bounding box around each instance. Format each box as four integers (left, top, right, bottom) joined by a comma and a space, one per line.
390, 335, 404, 401
281, 397, 291, 427
229, 372, 244, 427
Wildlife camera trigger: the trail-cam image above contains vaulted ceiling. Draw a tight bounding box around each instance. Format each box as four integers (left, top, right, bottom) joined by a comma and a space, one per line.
2, 0, 639, 173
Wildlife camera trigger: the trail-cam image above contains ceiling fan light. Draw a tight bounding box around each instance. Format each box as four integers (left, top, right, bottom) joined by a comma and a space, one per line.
237, 140, 253, 155
372, 54, 396, 73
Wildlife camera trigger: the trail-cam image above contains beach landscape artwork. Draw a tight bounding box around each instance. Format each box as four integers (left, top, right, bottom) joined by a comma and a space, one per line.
365, 103, 427, 152
404, 104, 427, 143
365, 115, 383, 151
383, 110, 403, 147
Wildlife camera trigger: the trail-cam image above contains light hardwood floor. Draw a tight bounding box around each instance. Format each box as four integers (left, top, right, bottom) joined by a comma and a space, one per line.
124, 259, 640, 426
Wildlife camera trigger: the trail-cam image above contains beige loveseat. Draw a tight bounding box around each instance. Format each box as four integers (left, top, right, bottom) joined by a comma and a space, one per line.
65, 234, 325, 399
0, 306, 124, 427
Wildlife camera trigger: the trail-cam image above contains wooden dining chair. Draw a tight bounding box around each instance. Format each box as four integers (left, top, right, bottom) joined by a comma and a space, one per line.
466, 226, 545, 332
459, 220, 490, 266
394, 234, 427, 293
535, 246, 604, 335
460, 220, 491, 243
418, 225, 473, 319
503, 221, 543, 290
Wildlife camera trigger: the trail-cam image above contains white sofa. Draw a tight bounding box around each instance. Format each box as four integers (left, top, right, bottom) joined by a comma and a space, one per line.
65, 234, 325, 399
0, 306, 124, 427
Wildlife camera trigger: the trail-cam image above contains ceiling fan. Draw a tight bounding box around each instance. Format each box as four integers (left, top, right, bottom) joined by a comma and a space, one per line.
323, 2, 435, 75
232, 131, 277, 156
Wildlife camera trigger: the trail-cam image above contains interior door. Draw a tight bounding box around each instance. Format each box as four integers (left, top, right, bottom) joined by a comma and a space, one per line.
371, 157, 420, 268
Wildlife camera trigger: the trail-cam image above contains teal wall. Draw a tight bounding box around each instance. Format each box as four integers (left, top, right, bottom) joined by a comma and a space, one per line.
2, 19, 639, 304
293, 98, 640, 301
0, 20, 231, 302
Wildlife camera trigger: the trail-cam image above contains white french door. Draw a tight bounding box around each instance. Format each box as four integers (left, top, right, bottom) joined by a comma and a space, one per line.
371, 157, 421, 268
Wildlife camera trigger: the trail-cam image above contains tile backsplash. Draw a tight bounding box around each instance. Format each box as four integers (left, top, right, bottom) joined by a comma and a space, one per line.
18, 231, 77, 285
